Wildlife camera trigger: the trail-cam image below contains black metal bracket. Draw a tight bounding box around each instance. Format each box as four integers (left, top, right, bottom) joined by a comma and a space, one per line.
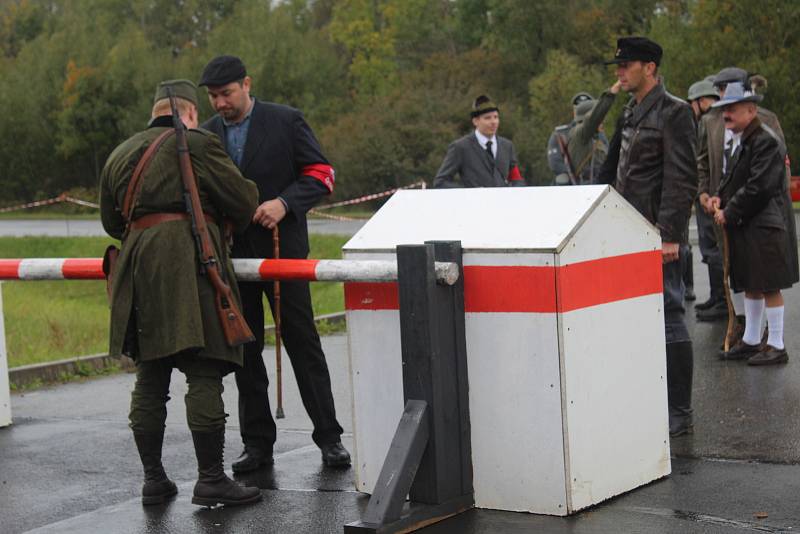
345, 241, 473, 533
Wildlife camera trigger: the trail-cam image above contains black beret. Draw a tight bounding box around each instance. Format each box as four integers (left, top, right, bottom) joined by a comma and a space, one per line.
199, 55, 247, 87
605, 37, 663, 66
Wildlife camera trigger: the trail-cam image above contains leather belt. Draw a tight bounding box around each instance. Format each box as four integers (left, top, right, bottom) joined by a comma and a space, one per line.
129, 212, 218, 230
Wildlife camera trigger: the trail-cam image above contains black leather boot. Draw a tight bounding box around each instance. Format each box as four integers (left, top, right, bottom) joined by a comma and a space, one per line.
666, 341, 694, 437
133, 431, 178, 505
191, 429, 263, 507
696, 261, 724, 310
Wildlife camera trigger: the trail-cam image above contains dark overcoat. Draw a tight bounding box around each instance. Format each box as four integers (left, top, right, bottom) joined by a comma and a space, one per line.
718, 117, 799, 292
201, 99, 332, 260
99, 116, 259, 363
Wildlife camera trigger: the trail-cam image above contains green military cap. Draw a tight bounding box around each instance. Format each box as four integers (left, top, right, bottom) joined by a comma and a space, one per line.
687, 80, 719, 102
153, 79, 198, 106
571, 92, 593, 107
574, 100, 595, 122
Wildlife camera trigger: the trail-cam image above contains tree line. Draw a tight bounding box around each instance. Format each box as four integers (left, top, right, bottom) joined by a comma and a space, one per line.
0, 0, 798, 204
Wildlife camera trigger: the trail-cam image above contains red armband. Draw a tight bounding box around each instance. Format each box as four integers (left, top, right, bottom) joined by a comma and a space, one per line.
507, 165, 523, 181
302, 163, 335, 193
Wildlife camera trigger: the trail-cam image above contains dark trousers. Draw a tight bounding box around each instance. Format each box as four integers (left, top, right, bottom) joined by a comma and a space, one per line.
236, 279, 343, 450
663, 254, 691, 344
696, 200, 721, 266
129, 353, 229, 434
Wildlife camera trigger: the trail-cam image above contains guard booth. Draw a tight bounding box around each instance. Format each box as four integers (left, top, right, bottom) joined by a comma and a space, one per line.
344, 185, 670, 515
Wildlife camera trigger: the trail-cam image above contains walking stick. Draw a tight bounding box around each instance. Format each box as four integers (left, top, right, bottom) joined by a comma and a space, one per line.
716, 208, 736, 351
273, 225, 285, 419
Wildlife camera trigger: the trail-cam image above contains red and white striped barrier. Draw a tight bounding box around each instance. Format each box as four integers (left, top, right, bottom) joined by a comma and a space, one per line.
0, 258, 460, 285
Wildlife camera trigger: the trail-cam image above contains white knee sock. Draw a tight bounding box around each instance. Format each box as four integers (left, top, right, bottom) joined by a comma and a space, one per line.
742, 297, 765, 345
766, 306, 785, 350
732, 292, 745, 316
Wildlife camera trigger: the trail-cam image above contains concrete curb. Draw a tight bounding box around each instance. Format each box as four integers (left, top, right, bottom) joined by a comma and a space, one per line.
9, 311, 347, 389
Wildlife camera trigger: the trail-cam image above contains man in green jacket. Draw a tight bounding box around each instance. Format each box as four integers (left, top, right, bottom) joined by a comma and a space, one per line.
563, 81, 621, 184
99, 79, 261, 507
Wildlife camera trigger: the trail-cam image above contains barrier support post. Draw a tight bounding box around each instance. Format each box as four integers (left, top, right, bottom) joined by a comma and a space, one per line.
345, 241, 473, 533
0, 282, 11, 427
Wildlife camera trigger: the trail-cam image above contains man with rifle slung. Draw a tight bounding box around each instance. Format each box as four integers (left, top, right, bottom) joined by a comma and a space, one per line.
99, 79, 261, 507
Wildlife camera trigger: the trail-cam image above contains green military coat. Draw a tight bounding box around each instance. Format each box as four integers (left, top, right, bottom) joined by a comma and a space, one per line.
99, 116, 259, 364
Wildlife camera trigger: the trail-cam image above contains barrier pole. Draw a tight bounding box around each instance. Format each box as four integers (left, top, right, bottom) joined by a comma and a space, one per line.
0, 282, 11, 427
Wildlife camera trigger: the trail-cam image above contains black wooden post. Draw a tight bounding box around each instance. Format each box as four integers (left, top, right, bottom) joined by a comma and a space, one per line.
344, 241, 473, 533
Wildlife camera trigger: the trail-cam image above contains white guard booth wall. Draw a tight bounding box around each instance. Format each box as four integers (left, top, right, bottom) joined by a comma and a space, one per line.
343, 185, 670, 515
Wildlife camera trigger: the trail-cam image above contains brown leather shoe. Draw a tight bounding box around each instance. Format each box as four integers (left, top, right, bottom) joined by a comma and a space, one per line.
747, 345, 789, 366
721, 340, 761, 360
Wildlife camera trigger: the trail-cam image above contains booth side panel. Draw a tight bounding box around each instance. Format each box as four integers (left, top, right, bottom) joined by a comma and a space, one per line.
559, 191, 661, 263
558, 197, 669, 512
346, 309, 403, 493
467, 312, 568, 515
559, 296, 670, 512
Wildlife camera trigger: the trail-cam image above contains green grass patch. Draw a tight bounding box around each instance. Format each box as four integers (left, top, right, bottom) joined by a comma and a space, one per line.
0, 234, 350, 367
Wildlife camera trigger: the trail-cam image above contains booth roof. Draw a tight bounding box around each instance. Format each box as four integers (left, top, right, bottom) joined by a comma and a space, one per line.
343, 185, 650, 253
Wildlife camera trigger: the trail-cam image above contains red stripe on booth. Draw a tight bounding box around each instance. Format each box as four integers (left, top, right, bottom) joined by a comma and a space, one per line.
345, 250, 663, 313
556, 250, 663, 312
258, 259, 320, 280
345, 282, 399, 310
463, 265, 557, 312
62, 258, 104, 279
0, 259, 21, 280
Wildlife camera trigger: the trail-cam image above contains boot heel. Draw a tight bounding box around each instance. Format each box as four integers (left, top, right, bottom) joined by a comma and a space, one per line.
191, 496, 219, 507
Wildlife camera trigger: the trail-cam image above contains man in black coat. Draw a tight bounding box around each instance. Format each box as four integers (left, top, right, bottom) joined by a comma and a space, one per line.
605, 37, 698, 437
199, 55, 350, 471
711, 81, 798, 365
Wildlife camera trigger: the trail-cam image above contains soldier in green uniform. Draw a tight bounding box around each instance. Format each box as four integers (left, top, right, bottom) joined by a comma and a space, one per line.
563, 81, 620, 184
99, 80, 261, 507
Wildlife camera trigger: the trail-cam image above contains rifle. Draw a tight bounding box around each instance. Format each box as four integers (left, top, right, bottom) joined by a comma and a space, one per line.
167, 89, 255, 347
555, 133, 578, 185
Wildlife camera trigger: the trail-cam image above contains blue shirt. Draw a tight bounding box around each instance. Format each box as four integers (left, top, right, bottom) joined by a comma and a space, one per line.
222, 98, 255, 168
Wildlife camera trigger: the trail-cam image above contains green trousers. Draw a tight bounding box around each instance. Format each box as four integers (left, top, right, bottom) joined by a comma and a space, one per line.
129, 352, 231, 434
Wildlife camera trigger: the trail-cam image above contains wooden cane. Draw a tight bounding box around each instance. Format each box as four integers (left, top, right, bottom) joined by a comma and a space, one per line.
716, 207, 736, 351
273, 225, 285, 419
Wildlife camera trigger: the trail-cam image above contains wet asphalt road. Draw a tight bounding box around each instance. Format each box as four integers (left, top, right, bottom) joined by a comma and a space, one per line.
2, 247, 800, 533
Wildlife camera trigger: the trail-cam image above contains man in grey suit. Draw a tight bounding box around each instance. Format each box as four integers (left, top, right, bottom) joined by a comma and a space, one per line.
434, 95, 525, 188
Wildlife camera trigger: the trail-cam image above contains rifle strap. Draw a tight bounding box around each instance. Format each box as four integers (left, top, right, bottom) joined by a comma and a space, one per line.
121, 129, 175, 238
573, 138, 602, 178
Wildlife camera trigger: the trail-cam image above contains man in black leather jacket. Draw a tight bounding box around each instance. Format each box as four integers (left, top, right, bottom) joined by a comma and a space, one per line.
605, 37, 698, 437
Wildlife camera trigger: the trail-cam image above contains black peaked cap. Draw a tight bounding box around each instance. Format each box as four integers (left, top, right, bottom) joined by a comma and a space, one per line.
605, 37, 663, 66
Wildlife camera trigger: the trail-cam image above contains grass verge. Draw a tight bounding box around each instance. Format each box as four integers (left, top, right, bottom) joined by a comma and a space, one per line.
0, 234, 349, 368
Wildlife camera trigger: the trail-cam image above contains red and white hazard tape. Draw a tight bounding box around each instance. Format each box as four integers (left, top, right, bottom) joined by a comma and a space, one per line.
313, 181, 427, 211
0, 258, 459, 285
306, 209, 361, 222
0, 182, 426, 217
0, 194, 100, 213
